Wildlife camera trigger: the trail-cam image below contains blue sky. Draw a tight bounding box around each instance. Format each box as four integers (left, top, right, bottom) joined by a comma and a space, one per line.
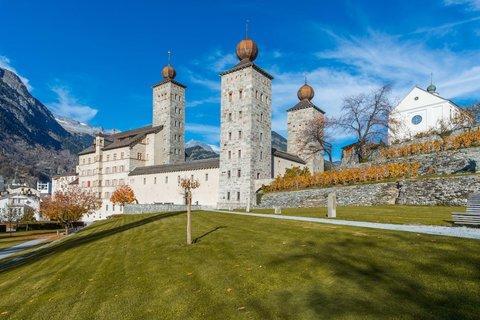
1, 0, 480, 159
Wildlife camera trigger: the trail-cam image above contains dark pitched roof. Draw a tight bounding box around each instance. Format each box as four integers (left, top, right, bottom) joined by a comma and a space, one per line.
152, 78, 187, 89
287, 100, 325, 114
128, 158, 220, 176
271, 148, 306, 164
220, 59, 274, 80
78, 125, 163, 155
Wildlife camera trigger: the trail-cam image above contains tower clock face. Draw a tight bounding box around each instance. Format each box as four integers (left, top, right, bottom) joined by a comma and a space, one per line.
411, 115, 422, 125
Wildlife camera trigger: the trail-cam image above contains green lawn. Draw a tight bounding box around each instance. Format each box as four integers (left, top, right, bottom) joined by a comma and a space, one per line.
0, 230, 58, 251
0, 211, 479, 319
244, 205, 461, 226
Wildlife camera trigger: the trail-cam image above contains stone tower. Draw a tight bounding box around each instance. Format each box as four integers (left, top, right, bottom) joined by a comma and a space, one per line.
218, 37, 273, 209
287, 82, 325, 173
152, 62, 186, 165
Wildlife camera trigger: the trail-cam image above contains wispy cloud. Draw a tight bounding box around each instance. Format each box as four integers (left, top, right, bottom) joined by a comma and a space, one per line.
189, 96, 219, 107
0, 55, 32, 90
48, 86, 98, 123
444, 0, 480, 10
185, 123, 220, 144
409, 16, 480, 36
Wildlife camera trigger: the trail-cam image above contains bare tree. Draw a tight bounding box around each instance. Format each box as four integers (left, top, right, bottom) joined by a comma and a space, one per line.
333, 85, 396, 162
296, 115, 334, 164
0, 204, 22, 236
180, 178, 200, 245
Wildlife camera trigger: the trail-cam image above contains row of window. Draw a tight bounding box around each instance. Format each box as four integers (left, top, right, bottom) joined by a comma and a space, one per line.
81, 165, 126, 176
226, 191, 241, 201
226, 111, 264, 122
82, 152, 127, 164
226, 149, 264, 160
81, 179, 125, 188
157, 92, 183, 102
226, 89, 269, 103
141, 173, 210, 185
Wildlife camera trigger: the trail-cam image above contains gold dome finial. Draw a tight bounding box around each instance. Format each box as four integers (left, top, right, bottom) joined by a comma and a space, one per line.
236, 21, 258, 61
162, 50, 176, 79
297, 77, 314, 101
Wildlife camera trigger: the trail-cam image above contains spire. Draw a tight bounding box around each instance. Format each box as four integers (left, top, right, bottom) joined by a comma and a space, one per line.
245, 19, 249, 39
427, 72, 437, 93
167, 50, 172, 66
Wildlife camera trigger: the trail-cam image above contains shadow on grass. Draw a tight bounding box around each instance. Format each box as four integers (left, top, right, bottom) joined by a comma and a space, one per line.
193, 226, 227, 244
0, 211, 183, 273
259, 236, 480, 319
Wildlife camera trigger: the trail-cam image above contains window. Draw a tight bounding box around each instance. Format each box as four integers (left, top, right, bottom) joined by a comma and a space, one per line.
113, 153, 117, 160
121, 152, 124, 159
255, 90, 258, 99
177, 176, 180, 184
237, 192, 240, 201
260, 151, 263, 159
260, 93, 263, 101
257, 172, 260, 179
191, 174, 194, 180
165, 176, 169, 183
227, 170, 231, 178
228, 151, 231, 159
239, 111, 242, 118
238, 150, 242, 158
106, 180, 110, 186
154, 177, 157, 184
106, 204, 109, 211
205, 173, 209, 181
107, 155, 110, 161
113, 205, 116, 211
239, 89, 243, 99
411, 115, 422, 125
228, 132, 232, 140
228, 92, 233, 102
260, 132, 263, 141
227, 192, 231, 201
113, 166, 117, 173
238, 131, 242, 139
137, 153, 142, 160
228, 113, 232, 121
237, 169, 241, 177
260, 113, 264, 121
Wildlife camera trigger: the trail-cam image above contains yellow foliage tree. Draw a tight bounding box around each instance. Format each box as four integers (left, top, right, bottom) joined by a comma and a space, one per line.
110, 185, 137, 207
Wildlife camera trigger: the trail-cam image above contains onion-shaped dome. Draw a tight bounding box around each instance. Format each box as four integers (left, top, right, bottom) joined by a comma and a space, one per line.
297, 83, 315, 101
236, 38, 258, 61
162, 65, 176, 80
427, 83, 436, 93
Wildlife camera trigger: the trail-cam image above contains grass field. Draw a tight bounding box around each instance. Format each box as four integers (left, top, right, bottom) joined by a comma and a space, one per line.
0, 230, 59, 250
0, 211, 479, 319
244, 205, 461, 226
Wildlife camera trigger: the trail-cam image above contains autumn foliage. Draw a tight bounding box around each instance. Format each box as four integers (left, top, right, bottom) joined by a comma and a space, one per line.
381, 128, 480, 159
110, 185, 137, 206
263, 162, 420, 192
41, 186, 101, 233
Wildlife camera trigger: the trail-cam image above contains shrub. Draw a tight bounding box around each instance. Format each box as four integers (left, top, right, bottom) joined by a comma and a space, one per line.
264, 162, 420, 192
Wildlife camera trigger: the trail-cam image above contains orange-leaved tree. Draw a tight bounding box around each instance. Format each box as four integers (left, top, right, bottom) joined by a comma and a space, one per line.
180, 178, 200, 245
41, 186, 101, 234
110, 185, 137, 208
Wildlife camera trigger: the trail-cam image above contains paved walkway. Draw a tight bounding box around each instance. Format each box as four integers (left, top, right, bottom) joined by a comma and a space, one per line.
0, 238, 49, 260
207, 210, 480, 240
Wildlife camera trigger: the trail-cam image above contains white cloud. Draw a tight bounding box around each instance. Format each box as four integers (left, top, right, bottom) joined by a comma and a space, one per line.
48, 87, 98, 122
0, 55, 32, 90
189, 96, 219, 107
444, 0, 480, 10
185, 123, 220, 144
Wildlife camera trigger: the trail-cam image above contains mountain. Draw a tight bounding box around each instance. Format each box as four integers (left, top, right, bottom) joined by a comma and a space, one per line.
0, 67, 90, 185
185, 140, 219, 161
271, 131, 287, 151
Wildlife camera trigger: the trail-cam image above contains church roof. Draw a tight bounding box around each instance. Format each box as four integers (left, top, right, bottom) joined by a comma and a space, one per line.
152, 78, 186, 88
220, 59, 274, 80
272, 148, 306, 164
78, 125, 163, 155
287, 100, 325, 114
128, 158, 220, 176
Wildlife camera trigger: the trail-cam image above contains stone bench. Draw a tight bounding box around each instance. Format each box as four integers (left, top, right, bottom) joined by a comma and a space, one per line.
452, 193, 480, 226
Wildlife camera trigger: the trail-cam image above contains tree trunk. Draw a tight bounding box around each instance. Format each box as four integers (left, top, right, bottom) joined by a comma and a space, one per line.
65, 226, 69, 235
186, 192, 192, 245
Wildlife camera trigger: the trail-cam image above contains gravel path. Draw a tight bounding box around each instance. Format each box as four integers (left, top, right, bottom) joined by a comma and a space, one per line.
208, 210, 480, 240
0, 238, 49, 260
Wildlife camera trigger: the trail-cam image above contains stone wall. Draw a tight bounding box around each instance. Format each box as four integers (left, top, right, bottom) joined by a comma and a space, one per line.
124, 203, 202, 214
342, 147, 480, 176
259, 174, 480, 208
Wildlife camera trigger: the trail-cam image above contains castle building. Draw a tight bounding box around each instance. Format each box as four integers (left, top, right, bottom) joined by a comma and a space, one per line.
70, 34, 326, 220
388, 84, 462, 143
287, 82, 325, 173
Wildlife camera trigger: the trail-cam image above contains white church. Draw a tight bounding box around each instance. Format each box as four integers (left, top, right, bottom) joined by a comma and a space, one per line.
388, 83, 462, 143
59, 34, 327, 220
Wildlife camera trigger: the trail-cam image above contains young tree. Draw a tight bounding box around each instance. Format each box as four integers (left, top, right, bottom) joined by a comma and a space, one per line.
0, 204, 22, 236
296, 115, 334, 164
333, 85, 396, 162
180, 178, 200, 245
41, 186, 101, 235
110, 185, 137, 210
20, 206, 36, 231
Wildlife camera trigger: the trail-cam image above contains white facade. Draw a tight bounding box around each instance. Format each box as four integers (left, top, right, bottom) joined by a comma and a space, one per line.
389, 86, 461, 143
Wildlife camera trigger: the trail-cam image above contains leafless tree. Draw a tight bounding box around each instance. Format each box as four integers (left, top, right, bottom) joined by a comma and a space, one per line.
296, 115, 334, 164
333, 85, 396, 162
180, 178, 200, 245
